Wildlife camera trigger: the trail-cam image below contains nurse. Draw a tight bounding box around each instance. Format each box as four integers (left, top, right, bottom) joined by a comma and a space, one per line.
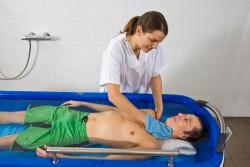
100, 11, 169, 120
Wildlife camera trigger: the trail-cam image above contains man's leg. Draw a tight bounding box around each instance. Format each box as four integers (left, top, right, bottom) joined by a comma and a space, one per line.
0, 134, 18, 148
0, 111, 25, 124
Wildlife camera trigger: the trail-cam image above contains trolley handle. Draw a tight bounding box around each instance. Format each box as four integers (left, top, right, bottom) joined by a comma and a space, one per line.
195, 100, 229, 154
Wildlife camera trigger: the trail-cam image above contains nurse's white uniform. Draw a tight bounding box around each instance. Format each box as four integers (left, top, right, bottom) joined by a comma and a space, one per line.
100, 33, 169, 93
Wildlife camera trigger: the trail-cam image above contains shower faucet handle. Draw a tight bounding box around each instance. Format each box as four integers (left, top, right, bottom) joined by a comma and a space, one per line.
28, 32, 36, 35
21, 32, 52, 41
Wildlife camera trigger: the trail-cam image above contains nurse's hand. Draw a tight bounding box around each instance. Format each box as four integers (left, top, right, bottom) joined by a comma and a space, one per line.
155, 109, 163, 120
61, 100, 82, 107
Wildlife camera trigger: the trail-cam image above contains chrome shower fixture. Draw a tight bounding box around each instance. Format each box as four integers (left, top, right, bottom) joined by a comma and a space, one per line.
22, 32, 52, 41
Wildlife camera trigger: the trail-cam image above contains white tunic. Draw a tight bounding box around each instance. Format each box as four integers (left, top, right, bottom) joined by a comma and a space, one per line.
100, 33, 169, 93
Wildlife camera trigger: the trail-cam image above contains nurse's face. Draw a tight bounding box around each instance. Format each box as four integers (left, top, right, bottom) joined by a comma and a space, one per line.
137, 26, 166, 53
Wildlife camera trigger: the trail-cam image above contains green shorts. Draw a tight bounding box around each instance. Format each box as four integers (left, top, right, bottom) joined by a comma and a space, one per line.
11, 105, 89, 152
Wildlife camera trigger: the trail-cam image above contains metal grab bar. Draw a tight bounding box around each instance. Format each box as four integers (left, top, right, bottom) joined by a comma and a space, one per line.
46, 147, 179, 167
195, 100, 232, 154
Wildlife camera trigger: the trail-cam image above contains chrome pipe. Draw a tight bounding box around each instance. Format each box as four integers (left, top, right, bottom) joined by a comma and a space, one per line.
195, 100, 232, 153
204, 103, 225, 134
46, 147, 179, 156
47, 147, 179, 166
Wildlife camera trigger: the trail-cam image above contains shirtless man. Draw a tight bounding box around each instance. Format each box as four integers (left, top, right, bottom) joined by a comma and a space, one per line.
0, 100, 204, 160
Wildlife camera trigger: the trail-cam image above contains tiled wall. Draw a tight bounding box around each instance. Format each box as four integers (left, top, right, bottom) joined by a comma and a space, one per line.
0, 0, 249, 116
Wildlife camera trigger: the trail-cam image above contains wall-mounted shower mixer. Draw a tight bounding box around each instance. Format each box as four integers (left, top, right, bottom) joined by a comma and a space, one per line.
21, 32, 52, 41
0, 32, 51, 80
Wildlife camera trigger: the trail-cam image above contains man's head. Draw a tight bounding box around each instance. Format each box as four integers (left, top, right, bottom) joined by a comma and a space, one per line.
166, 113, 205, 142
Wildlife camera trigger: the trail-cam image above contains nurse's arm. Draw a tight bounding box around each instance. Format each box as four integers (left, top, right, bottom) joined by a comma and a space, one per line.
107, 83, 146, 122
150, 75, 163, 120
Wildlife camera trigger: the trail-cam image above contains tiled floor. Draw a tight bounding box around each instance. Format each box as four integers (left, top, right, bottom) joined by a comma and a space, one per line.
224, 117, 250, 167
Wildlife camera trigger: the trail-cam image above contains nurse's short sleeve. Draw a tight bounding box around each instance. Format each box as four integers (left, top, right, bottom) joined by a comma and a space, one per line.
100, 45, 121, 86
108, 50, 121, 84
152, 46, 169, 77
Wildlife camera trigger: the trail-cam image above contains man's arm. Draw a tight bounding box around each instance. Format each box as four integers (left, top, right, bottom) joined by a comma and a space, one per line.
62, 100, 119, 112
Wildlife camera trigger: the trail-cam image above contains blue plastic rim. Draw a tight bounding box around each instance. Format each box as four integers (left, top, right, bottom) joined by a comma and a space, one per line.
0, 91, 223, 167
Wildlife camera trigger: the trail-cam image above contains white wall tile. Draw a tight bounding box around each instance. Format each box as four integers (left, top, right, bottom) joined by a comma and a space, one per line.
1, 0, 26, 16
66, 0, 87, 17
70, 46, 90, 71
164, 73, 199, 96
52, 46, 72, 71
4, 79, 24, 90
200, 48, 222, 73
0, 45, 18, 71
225, 19, 248, 47
148, 0, 170, 17
88, 71, 100, 91
107, 0, 127, 17
185, 19, 208, 47
237, 97, 250, 116
210, 0, 234, 18
68, 17, 89, 45
226, 74, 246, 97
55, 71, 74, 91
47, 17, 69, 45
24, 0, 46, 17
221, 97, 239, 116
204, 19, 229, 47
89, 46, 105, 72
28, 17, 49, 33
189, 0, 212, 18
88, 17, 107, 45
169, 0, 190, 18
240, 19, 250, 47
45, 0, 67, 17
0, 80, 8, 89
231, 0, 250, 19
179, 48, 203, 73
72, 71, 91, 92
222, 97, 250, 117
213, 74, 231, 96
127, 0, 149, 19
108, 17, 127, 41
232, 49, 250, 73
18, 71, 40, 90
37, 71, 57, 91
8, 17, 29, 44
72, 71, 100, 92
192, 74, 217, 96
162, 47, 184, 73
14, 44, 35, 73
165, 19, 188, 46
242, 75, 250, 97
33, 45, 54, 71
86, 0, 107, 17
216, 49, 237, 73
0, 17, 12, 44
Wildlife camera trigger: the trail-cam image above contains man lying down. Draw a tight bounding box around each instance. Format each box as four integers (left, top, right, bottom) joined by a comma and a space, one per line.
0, 100, 206, 160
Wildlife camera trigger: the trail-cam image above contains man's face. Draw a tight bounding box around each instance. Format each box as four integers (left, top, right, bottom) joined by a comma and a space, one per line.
166, 113, 202, 139
136, 27, 166, 53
